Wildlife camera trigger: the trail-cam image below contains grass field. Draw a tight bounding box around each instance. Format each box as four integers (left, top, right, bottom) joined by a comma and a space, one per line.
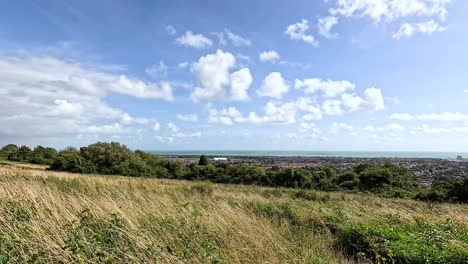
0, 161, 467, 263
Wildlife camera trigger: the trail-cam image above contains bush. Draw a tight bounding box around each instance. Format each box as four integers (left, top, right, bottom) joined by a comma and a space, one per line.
335, 220, 468, 264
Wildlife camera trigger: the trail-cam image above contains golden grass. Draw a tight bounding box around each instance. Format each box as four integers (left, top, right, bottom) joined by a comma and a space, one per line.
0, 162, 467, 263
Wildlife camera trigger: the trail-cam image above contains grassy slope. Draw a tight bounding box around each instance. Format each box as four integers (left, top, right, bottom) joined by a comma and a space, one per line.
0, 162, 467, 263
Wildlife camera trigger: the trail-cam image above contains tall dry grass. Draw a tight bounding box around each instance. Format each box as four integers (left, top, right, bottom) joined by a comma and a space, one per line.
0, 162, 467, 263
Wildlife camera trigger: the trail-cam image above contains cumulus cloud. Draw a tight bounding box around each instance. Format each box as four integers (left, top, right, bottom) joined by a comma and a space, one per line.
178, 62, 189, 69
259, 50, 280, 63
329, 0, 451, 23
84, 123, 128, 135
119, 113, 150, 126
209, 98, 322, 125
324, 0, 451, 39
0, 54, 171, 139
393, 20, 447, 39
190, 50, 253, 102
175, 31, 213, 49
322, 100, 343, 116
177, 114, 199, 122
257, 72, 290, 99
295, 78, 355, 98
230, 68, 253, 101
318, 16, 339, 38
153, 122, 161, 131
285, 19, 318, 46
341, 87, 385, 112
167, 122, 180, 133
363, 87, 385, 111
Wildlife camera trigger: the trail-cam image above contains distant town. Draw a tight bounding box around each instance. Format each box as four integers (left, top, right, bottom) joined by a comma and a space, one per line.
161, 155, 468, 185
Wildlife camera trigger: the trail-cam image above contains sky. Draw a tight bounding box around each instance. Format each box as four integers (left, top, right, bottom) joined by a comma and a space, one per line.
1, 0, 468, 151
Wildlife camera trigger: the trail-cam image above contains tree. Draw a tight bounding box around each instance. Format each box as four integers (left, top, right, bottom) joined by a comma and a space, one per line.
16, 145, 32, 162
30, 146, 58, 165
50, 147, 85, 173
198, 155, 210, 166
1, 144, 19, 160
449, 177, 468, 202
336, 171, 360, 190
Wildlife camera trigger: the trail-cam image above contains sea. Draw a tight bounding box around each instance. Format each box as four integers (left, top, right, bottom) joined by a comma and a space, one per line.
148, 150, 468, 159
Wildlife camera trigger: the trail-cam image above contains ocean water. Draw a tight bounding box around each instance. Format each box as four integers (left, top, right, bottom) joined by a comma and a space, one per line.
148, 150, 468, 159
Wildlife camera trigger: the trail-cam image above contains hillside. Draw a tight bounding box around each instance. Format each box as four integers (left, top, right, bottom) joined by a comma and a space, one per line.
0, 162, 467, 263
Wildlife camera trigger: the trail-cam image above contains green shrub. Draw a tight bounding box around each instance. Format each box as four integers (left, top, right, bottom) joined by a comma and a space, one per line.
335, 219, 468, 264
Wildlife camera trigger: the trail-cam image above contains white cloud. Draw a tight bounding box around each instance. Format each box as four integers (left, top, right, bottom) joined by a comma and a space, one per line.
225, 30, 252, 46
257, 72, 290, 99
145, 61, 168, 78
230, 68, 253, 101
208, 107, 242, 125
84, 123, 128, 135
285, 19, 318, 46
363, 87, 385, 111
190, 50, 253, 102
190, 50, 235, 101
318, 16, 339, 38
393, 20, 447, 39
302, 106, 323, 121
0, 54, 171, 139
119, 113, 150, 125
165, 25, 176, 35
178, 62, 189, 69
177, 114, 198, 122
322, 100, 343, 116
208, 98, 321, 126
329, 0, 451, 23
341, 93, 366, 112
341, 88, 385, 113
175, 31, 213, 49
167, 122, 180, 133
153, 122, 160, 131
295, 78, 355, 98
391, 112, 468, 122
259, 51, 280, 63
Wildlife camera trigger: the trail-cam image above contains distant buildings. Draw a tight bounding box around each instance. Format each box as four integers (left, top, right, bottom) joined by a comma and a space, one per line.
457, 155, 463, 160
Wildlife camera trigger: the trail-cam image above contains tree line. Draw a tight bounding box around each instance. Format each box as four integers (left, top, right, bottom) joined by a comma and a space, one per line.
1, 142, 467, 203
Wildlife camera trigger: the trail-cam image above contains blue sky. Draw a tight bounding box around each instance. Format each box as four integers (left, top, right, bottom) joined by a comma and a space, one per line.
1, 0, 468, 151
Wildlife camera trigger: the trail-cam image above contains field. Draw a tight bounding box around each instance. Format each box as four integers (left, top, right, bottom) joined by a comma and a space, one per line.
0, 161, 467, 263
